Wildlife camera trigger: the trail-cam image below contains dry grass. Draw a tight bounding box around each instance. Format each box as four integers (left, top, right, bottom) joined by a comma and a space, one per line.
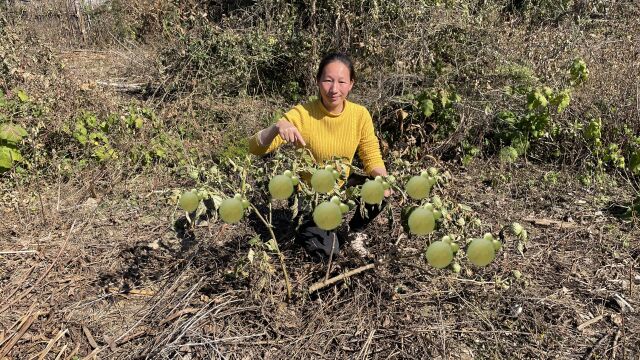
1, 160, 638, 359
1, 1, 639, 359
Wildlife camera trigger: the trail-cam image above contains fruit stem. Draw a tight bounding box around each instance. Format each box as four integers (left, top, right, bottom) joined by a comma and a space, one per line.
250, 204, 293, 301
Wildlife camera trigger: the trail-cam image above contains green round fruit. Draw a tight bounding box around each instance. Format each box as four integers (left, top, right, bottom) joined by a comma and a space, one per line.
466, 238, 496, 267
179, 191, 200, 212
291, 176, 300, 186
313, 202, 343, 230
425, 241, 454, 269
330, 196, 341, 205
492, 239, 502, 250
450, 242, 460, 253
339, 203, 350, 213
428, 167, 438, 176
405, 176, 431, 200
311, 169, 336, 193
408, 208, 435, 235
283, 170, 293, 177
219, 198, 244, 224
269, 174, 294, 200
361, 180, 384, 204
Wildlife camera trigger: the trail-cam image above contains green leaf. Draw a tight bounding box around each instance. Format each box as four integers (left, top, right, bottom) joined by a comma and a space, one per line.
17, 89, 29, 103
629, 150, 640, 174
555, 90, 570, 113
0, 152, 11, 170
421, 99, 434, 117
0, 124, 28, 143
534, 91, 548, 108
248, 235, 261, 247
0, 146, 23, 169
499, 146, 518, 163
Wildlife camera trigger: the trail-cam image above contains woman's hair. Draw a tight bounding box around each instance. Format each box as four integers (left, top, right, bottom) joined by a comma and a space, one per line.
316, 52, 356, 82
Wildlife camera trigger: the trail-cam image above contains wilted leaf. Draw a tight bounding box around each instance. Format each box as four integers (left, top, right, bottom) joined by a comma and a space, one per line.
265, 239, 278, 252
396, 109, 408, 121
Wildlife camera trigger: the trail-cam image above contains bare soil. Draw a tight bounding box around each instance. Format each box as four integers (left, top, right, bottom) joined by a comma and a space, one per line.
1, 157, 638, 359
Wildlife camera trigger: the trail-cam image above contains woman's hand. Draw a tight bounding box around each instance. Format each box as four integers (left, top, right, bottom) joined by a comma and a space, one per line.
370, 167, 394, 197
276, 119, 306, 147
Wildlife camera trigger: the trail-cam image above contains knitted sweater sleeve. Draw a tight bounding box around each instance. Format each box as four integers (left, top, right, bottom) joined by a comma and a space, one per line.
248, 107, 303, 155
357, 107, 386, 174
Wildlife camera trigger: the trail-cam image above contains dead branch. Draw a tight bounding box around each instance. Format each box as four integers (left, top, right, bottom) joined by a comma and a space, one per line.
95, 81, 147, 93
309, 263, 376, 294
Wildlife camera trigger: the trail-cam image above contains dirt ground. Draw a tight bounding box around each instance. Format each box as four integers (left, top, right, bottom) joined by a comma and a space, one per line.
1, 157, 638, 359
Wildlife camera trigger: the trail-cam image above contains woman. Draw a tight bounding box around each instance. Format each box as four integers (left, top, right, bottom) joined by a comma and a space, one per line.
248, 52, 390, 259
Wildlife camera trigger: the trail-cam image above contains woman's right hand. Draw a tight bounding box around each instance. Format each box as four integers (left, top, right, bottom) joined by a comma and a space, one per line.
276, 119, 306, 147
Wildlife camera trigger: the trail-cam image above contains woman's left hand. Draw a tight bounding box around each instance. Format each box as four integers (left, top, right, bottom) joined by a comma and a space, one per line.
370, 167, 393, 197
384, 188, 394, 197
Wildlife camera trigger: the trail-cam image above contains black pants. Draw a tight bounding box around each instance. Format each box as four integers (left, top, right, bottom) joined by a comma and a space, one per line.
296, 173, 387, 259
345, 172, 387, 231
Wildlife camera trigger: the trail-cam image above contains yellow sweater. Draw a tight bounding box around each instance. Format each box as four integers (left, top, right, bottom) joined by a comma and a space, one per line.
248, 99, 385, 174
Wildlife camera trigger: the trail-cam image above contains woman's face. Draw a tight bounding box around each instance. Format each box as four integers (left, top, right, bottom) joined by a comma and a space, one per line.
317, 61, 354, 114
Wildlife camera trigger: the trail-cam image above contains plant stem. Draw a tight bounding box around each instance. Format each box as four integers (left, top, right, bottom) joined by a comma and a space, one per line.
250, 204, 292, 300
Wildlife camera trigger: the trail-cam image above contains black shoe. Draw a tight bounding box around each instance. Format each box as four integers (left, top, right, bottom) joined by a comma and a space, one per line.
296, 225, 340, 261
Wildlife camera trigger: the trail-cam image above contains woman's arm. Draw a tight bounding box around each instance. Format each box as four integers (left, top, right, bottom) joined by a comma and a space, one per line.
258, 119, 306, 147
369, 167, 387, 177
249, 118, 306, 155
